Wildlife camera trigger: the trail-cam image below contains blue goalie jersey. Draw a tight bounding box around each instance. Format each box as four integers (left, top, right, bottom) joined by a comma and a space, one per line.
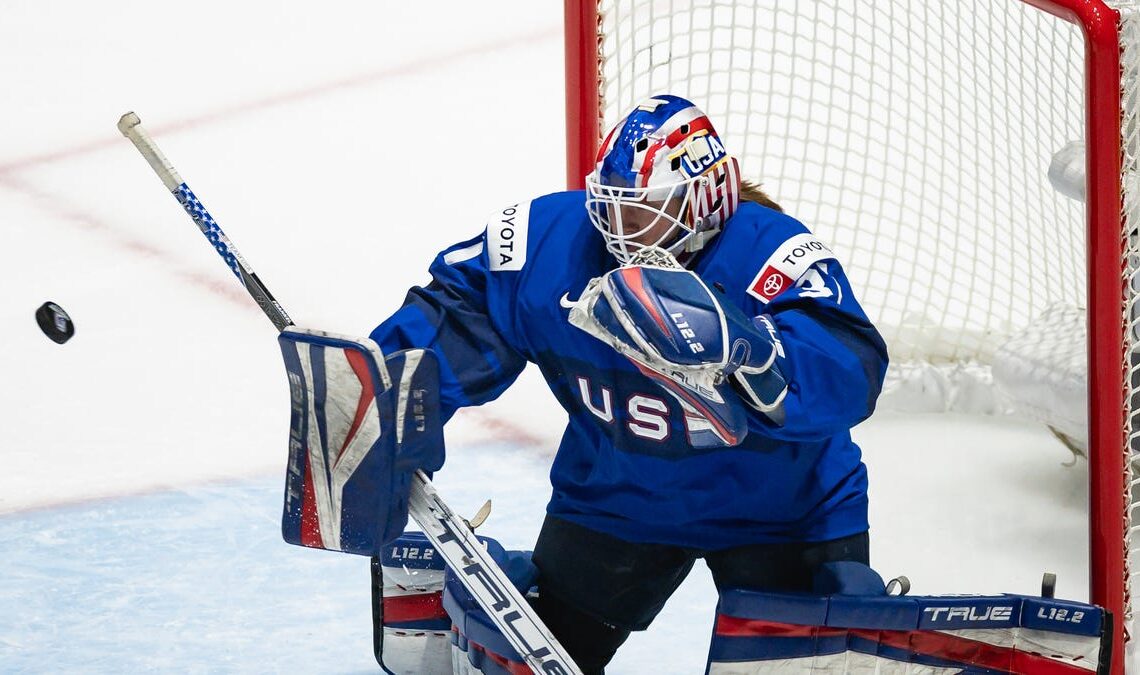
371, 191, 888, 550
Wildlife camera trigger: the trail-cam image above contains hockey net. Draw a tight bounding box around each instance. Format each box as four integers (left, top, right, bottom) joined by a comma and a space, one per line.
565, 0, 1140, 670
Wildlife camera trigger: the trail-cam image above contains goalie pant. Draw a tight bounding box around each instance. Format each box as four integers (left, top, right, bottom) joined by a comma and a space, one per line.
369, 191, 889, 551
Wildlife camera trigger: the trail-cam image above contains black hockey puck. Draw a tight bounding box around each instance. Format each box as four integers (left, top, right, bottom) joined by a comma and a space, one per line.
35, 301, 75, 344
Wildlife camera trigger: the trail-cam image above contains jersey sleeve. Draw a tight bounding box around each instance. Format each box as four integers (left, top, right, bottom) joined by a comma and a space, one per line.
368, 233, 527, 422
743, 235, 889, 441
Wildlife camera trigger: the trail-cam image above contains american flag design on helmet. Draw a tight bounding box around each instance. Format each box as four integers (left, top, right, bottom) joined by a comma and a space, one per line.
586, 94, 742, 263
689, 154, 740, 230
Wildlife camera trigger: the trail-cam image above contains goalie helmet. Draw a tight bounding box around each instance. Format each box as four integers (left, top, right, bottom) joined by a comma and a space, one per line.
585, 94, 741, 263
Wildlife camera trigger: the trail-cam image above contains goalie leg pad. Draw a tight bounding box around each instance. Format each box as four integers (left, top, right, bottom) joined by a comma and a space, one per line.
709, 582, 1109, 673
278, 328, 444, 557
372, 532, 453, 675
373, 530, 542, 675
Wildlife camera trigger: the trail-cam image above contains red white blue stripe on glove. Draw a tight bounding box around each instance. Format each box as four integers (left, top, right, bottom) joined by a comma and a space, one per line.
564, 248, 787, 448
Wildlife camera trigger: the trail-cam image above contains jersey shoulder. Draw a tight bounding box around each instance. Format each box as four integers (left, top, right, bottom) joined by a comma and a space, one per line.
482, 190, 597, 273
709, 202, 840, 306
719, 201, 814, 253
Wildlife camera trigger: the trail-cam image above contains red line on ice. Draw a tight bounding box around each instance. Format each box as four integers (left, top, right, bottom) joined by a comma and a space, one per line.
0, 27, 561, 516
0, 27, 558, 175
0, 27, 558, 309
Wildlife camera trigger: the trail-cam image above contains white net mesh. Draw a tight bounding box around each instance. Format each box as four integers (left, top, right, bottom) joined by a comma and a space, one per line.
596, 0, 1086, 388
1118, 0, 1140, 653
591, 0, 1137, 659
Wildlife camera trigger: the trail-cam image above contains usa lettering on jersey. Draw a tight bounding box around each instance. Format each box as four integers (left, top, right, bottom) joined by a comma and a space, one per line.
746, 232, 834, 303
488, 202, 530, 271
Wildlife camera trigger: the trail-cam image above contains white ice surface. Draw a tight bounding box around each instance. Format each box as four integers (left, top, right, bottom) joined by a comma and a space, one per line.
0, 1, 1113, 673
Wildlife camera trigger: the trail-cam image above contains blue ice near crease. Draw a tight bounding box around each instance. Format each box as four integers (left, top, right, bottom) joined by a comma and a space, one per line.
0, 478, 378, 674
0, 439, 712, 675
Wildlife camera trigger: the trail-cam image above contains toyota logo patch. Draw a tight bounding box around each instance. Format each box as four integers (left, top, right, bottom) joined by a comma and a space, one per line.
762, 273, 784, 296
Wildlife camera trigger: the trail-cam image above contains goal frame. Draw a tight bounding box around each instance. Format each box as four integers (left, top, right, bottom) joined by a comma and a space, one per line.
564, 0, 1130, 669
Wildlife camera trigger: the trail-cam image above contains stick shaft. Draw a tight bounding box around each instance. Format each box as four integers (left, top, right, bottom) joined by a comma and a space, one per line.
117, 112, 578, 674
117, 112, 293, 331
409, 471, 583, 674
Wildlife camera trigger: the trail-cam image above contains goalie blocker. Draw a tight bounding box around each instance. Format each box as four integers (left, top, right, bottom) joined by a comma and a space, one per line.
278, 328, 445, 555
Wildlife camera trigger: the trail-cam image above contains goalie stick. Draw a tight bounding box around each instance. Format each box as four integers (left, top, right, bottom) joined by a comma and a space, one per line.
116, 113, 292, 332
117, 112, 582, 675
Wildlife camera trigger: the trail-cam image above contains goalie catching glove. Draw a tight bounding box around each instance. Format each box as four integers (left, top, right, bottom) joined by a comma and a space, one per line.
563, 248, 787, 448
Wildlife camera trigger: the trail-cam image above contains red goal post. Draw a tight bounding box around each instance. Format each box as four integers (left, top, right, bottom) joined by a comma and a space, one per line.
565, 0, 1134, 670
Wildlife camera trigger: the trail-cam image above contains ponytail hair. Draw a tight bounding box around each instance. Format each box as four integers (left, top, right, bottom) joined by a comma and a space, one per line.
739, 179, 783, 213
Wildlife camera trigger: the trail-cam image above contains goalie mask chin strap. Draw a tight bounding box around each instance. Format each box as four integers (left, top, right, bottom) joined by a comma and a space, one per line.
682, 224, 721, 256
